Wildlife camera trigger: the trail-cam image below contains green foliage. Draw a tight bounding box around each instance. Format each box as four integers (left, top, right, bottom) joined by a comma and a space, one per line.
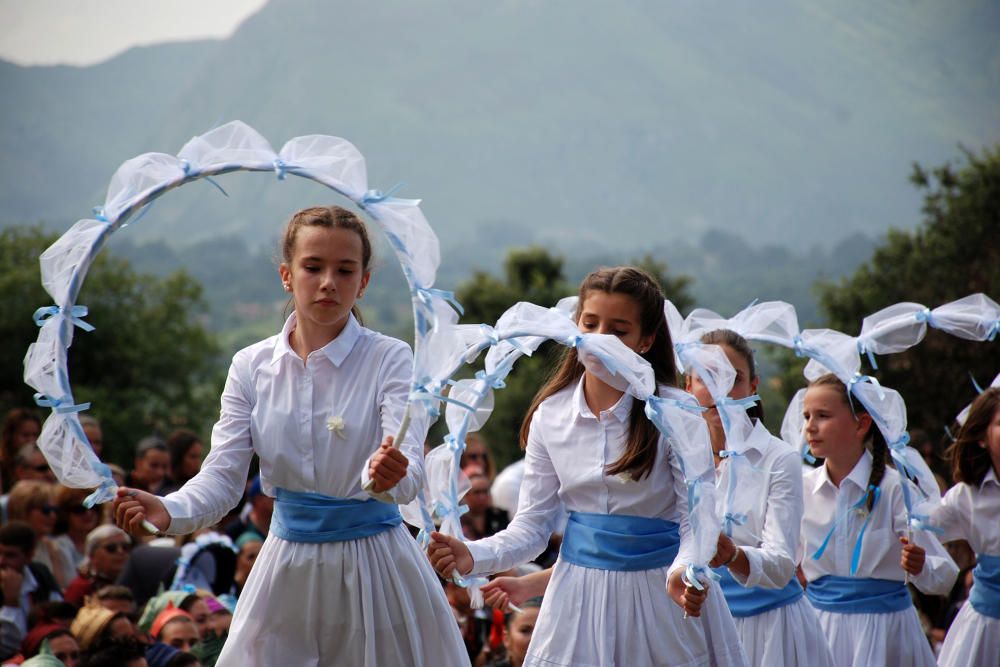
813, 146, 1000, 456
1, 225, 222, 467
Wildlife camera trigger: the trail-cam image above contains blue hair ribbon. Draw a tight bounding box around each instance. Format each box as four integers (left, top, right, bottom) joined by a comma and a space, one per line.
812, 485, 881, 575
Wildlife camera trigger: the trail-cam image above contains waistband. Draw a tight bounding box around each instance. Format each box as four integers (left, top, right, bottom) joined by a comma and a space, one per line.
270, 488, 401, 543
560, 511, 680, 572
805, 575, 910, 614
716, 567, 804, 617
969, 553, 1000, 619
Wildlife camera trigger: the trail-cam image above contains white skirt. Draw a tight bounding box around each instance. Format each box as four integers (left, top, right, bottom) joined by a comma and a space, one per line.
938, 602, 1000, 667
812, 603, 935, 667
733, 597, 834, 667
217, 524, 469, 667
524, 560, 747, 667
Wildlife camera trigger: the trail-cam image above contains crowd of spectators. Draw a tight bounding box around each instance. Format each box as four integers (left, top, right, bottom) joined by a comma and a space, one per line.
0, 409, 263, 667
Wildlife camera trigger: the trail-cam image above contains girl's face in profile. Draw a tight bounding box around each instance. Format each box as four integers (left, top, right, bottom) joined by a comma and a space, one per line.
577, 290, 653, 355
802, 385, 870, 463
280, 226, 370, 333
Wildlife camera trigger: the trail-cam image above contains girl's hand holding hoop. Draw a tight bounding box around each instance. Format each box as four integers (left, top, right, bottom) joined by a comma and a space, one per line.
427, 531, 473, 579
113, 487, 170, 535
367, 436, 408, 492
667, 568, 707, 618
899, 536, 926, 576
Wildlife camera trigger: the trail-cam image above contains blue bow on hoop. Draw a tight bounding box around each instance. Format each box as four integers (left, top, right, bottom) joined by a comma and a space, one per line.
33, 305, 95, 332
33, 393, 90, 414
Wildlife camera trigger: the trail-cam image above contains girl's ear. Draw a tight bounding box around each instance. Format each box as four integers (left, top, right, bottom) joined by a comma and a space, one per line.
357, 271, 371, 298
750, 376, 759, 395
684, 373, 694, 393
278, 263, 292, 292
855, 411, 874, 439
638, 333, 655, 355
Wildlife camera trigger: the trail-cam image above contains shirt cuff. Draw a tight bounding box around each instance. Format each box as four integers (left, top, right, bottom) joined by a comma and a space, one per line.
360, 456, 417, 505
729, 546, 760, 587
466, 540, 499, 576
161, 496, 201, 536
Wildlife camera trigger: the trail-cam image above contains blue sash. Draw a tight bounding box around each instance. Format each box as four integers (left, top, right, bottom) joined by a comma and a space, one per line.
715, 567, 804, 617
805, 575, 910, 614
560, 511, 680, 572
270, 488, 402, 543
969, 554, 1000, 619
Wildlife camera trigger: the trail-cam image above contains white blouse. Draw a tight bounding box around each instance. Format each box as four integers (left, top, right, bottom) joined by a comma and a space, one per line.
717, 420, 803, 589
467, 379, 696, 575
800, 450, 958, 595
932, 466, 1000, 555
162, 313, 426, 535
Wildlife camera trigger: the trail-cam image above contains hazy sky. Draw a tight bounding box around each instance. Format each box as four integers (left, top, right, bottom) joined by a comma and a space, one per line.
0, 0, 268, 66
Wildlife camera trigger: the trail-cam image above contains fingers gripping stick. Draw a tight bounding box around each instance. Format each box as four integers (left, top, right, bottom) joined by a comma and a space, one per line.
362, 405, 411, 493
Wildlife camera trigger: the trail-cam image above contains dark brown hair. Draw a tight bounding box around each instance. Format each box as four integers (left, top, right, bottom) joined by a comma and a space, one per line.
946, 387, 999, 485
280, 205, 373, 325
699, 329, 764, 422
809, 374, 887, 510
519, 266, 677, 480
166, 429, 201, 480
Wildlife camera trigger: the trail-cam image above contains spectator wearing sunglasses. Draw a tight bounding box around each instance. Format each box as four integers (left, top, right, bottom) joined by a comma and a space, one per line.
5, 481, 69, 590
0, 447, 56, 524
459, 433, 497, 481
50, 487, 102, 589
63, 526, 131, 607
0, 522, 62, 647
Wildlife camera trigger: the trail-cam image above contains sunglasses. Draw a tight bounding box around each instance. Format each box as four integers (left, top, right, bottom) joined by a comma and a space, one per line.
70, 505, 98, 515
33, 505, 57, 515
101, 542, 131, 554
27, 464, 50, 473
54, 651, 80, 661
465, 453, 487, 460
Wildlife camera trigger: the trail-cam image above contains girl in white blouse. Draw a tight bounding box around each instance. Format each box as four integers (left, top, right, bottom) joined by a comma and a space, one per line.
934, 387, 1000, 667
429, 267, 746, 667
113, 206, 467, 667
800, 374, 958, 667
687, 330, 833, 667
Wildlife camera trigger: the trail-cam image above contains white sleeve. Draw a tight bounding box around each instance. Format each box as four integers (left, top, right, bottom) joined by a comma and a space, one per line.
929, 484, 969, 545
465, 410, 560, 575
361, 342, 427, 505
891, 484, 959, 595
731, 449, 802, 589
161, 351, 256, 535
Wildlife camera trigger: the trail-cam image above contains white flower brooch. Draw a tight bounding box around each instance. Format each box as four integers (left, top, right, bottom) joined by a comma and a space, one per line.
326, 415, 346, 438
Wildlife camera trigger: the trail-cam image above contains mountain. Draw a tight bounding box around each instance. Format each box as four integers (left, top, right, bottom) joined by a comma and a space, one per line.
2, 0, 998, 264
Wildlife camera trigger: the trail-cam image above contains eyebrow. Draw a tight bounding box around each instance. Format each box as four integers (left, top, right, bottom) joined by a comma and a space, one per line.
300, 256, 360, 265
580, 314, 633, 325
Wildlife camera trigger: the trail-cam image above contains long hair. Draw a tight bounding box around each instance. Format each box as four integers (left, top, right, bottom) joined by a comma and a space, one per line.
519, 267, 677, 480
280, 205, 373, 325
810, 374, 887, 511
699, 329, 764, 422
946, 387, 999, 485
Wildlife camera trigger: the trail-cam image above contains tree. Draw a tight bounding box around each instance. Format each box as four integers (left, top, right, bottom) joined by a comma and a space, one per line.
1, 225, 222, 467
811, 146, 1000, 461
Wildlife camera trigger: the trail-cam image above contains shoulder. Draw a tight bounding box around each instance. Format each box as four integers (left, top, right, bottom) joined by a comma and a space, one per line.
359, 328, 412, 358
536, 382, 576, 417
231, 333, 282, 370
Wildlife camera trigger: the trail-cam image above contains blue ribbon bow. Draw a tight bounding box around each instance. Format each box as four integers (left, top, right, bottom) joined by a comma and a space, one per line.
33, 392, 91, 414
914, 308, 936, 327
856, 338, 878, 370
33, 305, 95, 332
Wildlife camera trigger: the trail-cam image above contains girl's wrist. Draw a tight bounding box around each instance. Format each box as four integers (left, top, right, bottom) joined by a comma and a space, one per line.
726, 546, 741, 566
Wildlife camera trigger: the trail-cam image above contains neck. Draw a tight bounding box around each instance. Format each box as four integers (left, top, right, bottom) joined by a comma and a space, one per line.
583, 373, 624, 418
290, 313, 349, 361
825, 448, 865, 487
